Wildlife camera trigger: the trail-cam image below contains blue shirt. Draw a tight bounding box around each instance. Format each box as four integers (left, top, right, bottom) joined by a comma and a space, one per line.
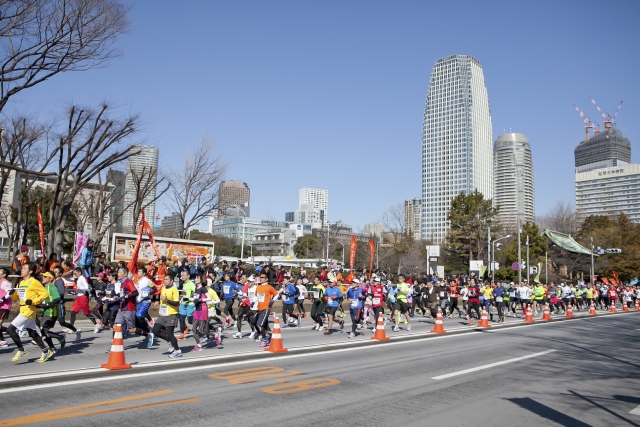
324, 286, 343, 307
222, 281, 240, 299
347, 287, 364, 309
387, 286, 398, 303
282, 283, 297, 305
493, 287, 506, 299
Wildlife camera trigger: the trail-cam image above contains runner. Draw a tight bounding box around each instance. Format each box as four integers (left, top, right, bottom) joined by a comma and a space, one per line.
38, 272, 66, 353
323, 280, 344, 335
221, 273, 240, 327
133, 268, 155, 348
393, 274, 411, 332
110, 267, 139, 352
448, 280, 462, 317
0, 268, 13, 347
295, 278, 307, 319
492, 282, 506, 323
368, 278, 386, 331
177, 269, 196, 340
7, 262, 53, 362
68, 267, 98, 337
346, 279, 364, 338
152, 273, 182, 358
189, 273, 211, 352
467, 280, 481, 324
519, 282, 533, 316
308, 277, 326, 331
252, 272, 278, 347
280, 276, 299, 327
233, 274, 251, 339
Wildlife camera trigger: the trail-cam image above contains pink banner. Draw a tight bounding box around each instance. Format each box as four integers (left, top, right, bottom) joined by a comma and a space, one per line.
73, 233, 88, 267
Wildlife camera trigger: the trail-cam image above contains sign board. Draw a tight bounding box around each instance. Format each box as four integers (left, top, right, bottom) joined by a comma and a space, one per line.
426, 245, 440, 257
469, 260, 483, 277
110, 233, 215, 263
429, 257, 438, 262
512, 262, 520, 271
436, 265, 444, 278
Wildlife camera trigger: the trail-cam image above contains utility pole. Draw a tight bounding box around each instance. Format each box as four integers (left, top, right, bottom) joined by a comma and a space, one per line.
590, 236, 594, 284
545, 250, 548, 284
487, 226, 491, 279
517, 217, 522, 284
526, 235, 530, 283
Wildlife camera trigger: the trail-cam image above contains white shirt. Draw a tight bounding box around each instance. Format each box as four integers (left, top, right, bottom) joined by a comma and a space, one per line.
296, 284, 307, 300
561, 285, 573, 298
519, 287, 532, 300
76, 276, 89, 296
136, 276, 153, 291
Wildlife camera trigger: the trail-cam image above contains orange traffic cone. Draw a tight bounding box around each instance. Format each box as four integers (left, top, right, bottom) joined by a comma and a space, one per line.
430, 307, 446, 334
566, 303, 575, 318
589, 301, 597, 316
524, 305, 535, 323
623, 303, 630, 312
609, 302, 617, 313
264, 317, 288, 353
542, 303, 552, 321
371, 312, 390, 341
477, 307, 491, 328
101, 324, 131, 370
635, 299, 640, 311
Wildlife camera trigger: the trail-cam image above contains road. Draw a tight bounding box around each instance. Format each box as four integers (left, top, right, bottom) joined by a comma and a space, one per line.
0, 310, 639, 426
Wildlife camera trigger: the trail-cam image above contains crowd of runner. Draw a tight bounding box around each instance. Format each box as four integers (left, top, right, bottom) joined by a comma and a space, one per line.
0, 242, 638, 363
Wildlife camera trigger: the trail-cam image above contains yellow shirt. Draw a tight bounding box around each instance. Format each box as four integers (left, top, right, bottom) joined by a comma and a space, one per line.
160, 285, 179, 316
11, 277, 48, 319
207, 288, 220, 307
482, 287, 493, 299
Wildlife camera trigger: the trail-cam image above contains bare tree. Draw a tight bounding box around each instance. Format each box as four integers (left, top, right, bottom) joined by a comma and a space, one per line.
166, 134, 227, 239
125, 165, 169, 234
47, 104, 143, 255
537, 201, 578, 235
380, 202, 413, 274
0, 0, 131, 113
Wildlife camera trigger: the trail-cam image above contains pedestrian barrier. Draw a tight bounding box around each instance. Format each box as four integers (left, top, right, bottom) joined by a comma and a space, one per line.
524, 305, 535, 323
566, 303, 575, 319
542, 303, 552, 321
589, 302, 597, 316
609, 303, 617, 314
371, 312, 390, 341
101, 324, 131, 370
264, 317, 288, 353
430, 307, 446, 334
477, 307, 491, 328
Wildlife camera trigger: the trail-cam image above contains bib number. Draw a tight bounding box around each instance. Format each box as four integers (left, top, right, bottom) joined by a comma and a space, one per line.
257, 293, 265, 303
18, 288, 26, 302
223, 286, 230, 294
159, 305, 169, 316
282, 295, 289, 302
350, 300, 358, 308
372, 297, 381, 305
496, 296, 503, 302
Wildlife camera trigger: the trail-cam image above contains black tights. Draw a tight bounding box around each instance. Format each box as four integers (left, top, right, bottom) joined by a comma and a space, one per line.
8, 324, 46, 351
152, 323, 178, 350
70, 311, 96, 326
57, 303, 76, 332
179, 314, 193, 333
41, 318, 64, 348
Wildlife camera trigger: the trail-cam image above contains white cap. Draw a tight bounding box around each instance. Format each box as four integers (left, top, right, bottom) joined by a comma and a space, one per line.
374, 277, 381, 282
352, 279, 360, 284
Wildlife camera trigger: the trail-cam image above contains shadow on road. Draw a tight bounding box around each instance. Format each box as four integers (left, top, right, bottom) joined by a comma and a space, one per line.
506, 397, 593, 427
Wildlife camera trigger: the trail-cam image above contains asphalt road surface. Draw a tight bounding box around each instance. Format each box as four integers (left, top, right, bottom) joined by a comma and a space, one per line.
1, 310, 639, 426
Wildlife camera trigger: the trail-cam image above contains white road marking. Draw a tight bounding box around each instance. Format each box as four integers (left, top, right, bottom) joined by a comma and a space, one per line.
630, 404, 640, 415
431, 350, 557, 380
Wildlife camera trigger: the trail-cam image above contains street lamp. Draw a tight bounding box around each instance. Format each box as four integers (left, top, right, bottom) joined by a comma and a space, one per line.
229, 205, 247, 261
491, 235, 511, 279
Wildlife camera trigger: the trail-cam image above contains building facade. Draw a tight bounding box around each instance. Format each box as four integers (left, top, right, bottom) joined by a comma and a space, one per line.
404, 198, 422, 240
285, 203, 324, 229
575, 163, 640, 223
421, 55, 493, 242
574, 129, 631, 172
218, 180, 250, 217
210, 216, 312, 245
299, 188, 328, 226
107, 169, 125, 232
160, 212, 183, 236
494, 132, 535, 229
122, 146, 159, 233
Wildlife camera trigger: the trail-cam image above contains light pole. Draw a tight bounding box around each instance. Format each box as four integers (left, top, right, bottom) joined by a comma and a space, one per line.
590, 236, 594, 284
491, 235, 511, 279
526, 235, 530, 283
229, 205, 247, 261
517, 217, 522, 284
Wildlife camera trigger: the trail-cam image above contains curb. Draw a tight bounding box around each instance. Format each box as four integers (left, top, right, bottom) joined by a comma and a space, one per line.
0, 310, 637, 389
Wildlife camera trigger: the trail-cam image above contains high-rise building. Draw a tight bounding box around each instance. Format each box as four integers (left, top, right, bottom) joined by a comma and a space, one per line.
299, 188, 328, 226
218, 181, 250, 217
494, 133, 534, 229
286, 204, 324, 228
404, 198, 422, 240
421, 55, 493, 242
574, 129, 631, 173
122, 146, 159, 233
363, 222, 385, 237
576, 164, 640, 223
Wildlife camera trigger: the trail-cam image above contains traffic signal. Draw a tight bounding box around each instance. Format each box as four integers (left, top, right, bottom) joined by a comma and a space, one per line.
605, 248, 622, 254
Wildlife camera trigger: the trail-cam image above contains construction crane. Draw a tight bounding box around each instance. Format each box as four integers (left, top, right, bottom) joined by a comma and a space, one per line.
573, 104, 594, 141
589, 96, 613, 131
611, 101, 624, 127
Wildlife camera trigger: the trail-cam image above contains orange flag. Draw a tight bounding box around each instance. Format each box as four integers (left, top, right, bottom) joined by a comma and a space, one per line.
349, 235, 357, 272
37, 205, 46, 267
368, 239, 375, 279
127, 211, 145, 273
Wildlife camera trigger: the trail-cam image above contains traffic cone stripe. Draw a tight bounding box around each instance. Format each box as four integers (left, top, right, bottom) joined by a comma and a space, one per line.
371, 312, 390, 341
524, 305, 535, 323
477, 307, 491, 328
589, 302, 597, 315
542, 304, 552, 321
431, 307, 446, 334
566, 303, 574, 319
110, 345, 124, 352
101, 324, 132, 370
264, 317, 288, 353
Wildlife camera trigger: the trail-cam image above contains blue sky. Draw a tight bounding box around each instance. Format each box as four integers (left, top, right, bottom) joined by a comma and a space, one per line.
6, 0, 640, 230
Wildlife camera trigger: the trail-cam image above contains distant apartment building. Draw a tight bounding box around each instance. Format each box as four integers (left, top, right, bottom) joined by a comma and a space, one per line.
299, 188, 328, 226
218, 180, 250, 217
122, 146, 159, 233
404, 198, 422, 240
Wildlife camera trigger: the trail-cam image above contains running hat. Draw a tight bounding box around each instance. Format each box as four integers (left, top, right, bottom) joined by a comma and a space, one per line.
42, 272, 54, 279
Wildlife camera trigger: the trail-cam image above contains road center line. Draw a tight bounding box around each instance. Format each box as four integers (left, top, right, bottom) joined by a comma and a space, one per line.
431, 350, 557, 380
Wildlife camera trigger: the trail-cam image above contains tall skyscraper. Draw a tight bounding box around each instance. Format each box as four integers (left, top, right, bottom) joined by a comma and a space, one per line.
122, 145, 159, 233
404, 198, 422, 240
494, 133, 534, 229
218, 180, 250, 217
421, 55, 493, 242
299, 188, 328, 226
574, 129, 631, 173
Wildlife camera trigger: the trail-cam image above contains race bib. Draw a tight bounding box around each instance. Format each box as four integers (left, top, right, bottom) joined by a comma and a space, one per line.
18, 288, 26, 302
350, 300, 358, 307
298, 294, 305, 300
496, 296, 503, 302
311, 291, 319, 299
159, 305, 169, 316
282, 295, 289, 301
257, 293, 265, 302
439, 291, 444, 297
372, 297, 381, 305
223, 286, 230, 294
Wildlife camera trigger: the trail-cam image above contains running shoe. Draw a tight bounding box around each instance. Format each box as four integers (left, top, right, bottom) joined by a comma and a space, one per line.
233, 332, 242, 339
200, 337, 209, 345
19, 330, 28, 338
339, 320, 344, 330
392, 326, 399, 332
323, 330, 331, 335
249, 331, 257, 340
38, 349, 54, 363
93, 324, 100, 334
259, 339, 268, 347
59, 334, 66, 349
146, 332, 154, 348
407, 325, 412, 332
297, 319, 301, 327
149, 318, 155, 327
122, 329, 130, 338
62, 328, 74, 334
469, 318, 475, 325
215, 333, 221, 345
75, 329, 82, 340
254, 334, 262, 342
348, 332, 355, 338
317, 326, 325, 332
0, 341, 8, 348
167, 344, 174, 353
169, 350, 183, 358
11, 349, 28, 362
177, 332, 187, 341
190, 345, 203, 352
